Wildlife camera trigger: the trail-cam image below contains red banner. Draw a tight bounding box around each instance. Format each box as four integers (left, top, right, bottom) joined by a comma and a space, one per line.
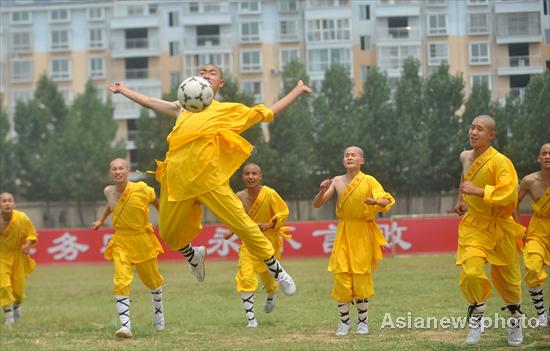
29, 215, 530, 264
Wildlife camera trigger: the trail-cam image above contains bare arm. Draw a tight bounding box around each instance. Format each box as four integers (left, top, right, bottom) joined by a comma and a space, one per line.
268, 80, 312, 117
91, 206, 113, 230
313, 179, 336, 208
514, 176, 531, 223
454, 152, 467, 216
109, 81, 182, 117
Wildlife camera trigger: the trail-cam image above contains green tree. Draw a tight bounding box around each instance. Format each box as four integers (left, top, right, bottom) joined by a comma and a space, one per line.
353, 66, 395, 190
0, 102, 17, 193
250, 60, 315, 217
422, 63, 464, 194
13, 74, 68, 206
60, 81, 123, 225
503, 71, 550, 177
313, 63, 356, 180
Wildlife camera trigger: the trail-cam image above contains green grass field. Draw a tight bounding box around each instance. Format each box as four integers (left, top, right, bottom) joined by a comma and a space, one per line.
0, 255, 549, 350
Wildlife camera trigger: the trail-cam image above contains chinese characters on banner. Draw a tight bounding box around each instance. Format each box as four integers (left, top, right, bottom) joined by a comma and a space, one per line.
28, 217, 487, 264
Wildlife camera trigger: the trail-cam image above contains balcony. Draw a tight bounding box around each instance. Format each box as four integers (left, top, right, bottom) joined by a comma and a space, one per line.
112, 80, 161, 120
496, 55, 543, 76
183, 34, 232, 52
495, 13, 541, 44
110, 16, 159, 29
494, 0, 539, 14
376, 26, 421, 45
111, 38, 160, 58
375, 0, 420, 17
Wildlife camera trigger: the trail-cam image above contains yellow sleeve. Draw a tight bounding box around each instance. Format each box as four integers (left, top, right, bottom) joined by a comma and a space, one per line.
370, 177, 396, 213
236, 104, 274, 132
22, 214, 38, 244
145, 184, 156, 203
483, 159, 518, 207
268, 190, 289, 231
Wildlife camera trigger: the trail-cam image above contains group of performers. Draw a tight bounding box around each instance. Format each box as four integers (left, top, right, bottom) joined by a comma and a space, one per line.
0, 64, 548, 347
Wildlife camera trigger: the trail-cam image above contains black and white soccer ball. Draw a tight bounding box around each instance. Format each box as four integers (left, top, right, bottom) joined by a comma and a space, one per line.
177, 76, 214, 113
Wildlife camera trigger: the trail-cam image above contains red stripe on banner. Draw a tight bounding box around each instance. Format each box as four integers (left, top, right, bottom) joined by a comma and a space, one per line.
29, 215, 530, 264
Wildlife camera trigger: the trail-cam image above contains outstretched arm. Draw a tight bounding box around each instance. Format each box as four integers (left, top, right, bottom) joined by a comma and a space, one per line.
92, 205, 113, 230
109, 81, 182, 118
268, 80, 312, 118
313, 178, 336, 208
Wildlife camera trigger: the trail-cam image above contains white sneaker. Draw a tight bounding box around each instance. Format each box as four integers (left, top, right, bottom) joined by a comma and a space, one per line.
276, 271, 296, 296
335, 322, 351, 336
4, 312, 14, 325
189, 246, 206, 282
153, 312, 165, 332
507, 318, 523, 347
13, 306, 21, 321
356, 322, 369, 335
247, 318, 258, 328
465, 323, 483, 345
264, 294, 276, 313
537, 312, 548, 327
115, 326, 133, 338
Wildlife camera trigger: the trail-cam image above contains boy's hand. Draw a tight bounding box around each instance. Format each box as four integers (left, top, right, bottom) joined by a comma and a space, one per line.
108, 82, 126, 94
319, 179, 332, 193
91, 220, 102, 230
364, 197, 378, 206
296, 80, 312, 94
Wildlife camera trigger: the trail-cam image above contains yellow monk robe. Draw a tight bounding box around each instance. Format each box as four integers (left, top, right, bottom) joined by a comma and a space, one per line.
0, 210, 37, 307
157, 100, 273, 201
104, 181, 163, 264
156, 99, 276, 260
329, 172, 395, 276
523, 185, 550, 288
236, 186, 290, 293
456, 146, 525, 304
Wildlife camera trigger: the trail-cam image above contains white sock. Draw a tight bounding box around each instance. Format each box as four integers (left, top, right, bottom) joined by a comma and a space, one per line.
528, 286, 544, 316
241, 293, 255, 322
337, 302, 350, 325
150, 287, 164, 316
468, 302, 485, 328
179, 245, 199, 266
115, 296, 131, 329
356, 298, 368, 324
264, 256, 284, 280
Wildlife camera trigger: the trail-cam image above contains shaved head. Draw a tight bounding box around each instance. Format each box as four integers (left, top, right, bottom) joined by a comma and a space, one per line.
110, 158, 129, 169
540, 143, 550, 153
344, 146, 364, 158
0, 192, 14, 202
199, 64, 223, 79
243, 163, 262, 174
473, 115, 496, 132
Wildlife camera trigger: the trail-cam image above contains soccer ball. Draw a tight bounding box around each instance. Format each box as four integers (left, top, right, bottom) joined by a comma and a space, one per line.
177, 76, 214, 113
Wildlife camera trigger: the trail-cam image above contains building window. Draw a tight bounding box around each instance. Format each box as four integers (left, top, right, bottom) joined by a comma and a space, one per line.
240, 50, 262, 72
280, 20, 299, 41
360, 65, 369, 81
169, 41, 180, 56
10, 32, 32, 52
51, 30, 70, 51
11, 90, 34, 109
467, 0, 488, 5
127, 5, 144, 16
11, 60, 32, 82
280, 48, 300, 70
545, 29, 550, 45
469, 42, 490, 65
89, 57, 105, 80
87, 8, 104, 21
277, 0, 298, 12
49, 9, 70, 23
468, 13, 489, 34
428, 14, 447, 35
50, 58, 71, 81
10, 11, 31, 24
89, 28, 104, 49
427, 42, 448, 66
185, 53, 231, 77
241, 81, 263, 104
308, 48, 351, 73
239, 1, 261, 13
470, 73, 491, 90
59, 88, 73, 105
359, 5, 370, 20
360, 35, 371, 50
170, 72, 181, 88
168, 11, 179, 27
496, 13, 541, 37
241, 22, 261, 42
377, 45, 421, 71
307, 18, 351, 42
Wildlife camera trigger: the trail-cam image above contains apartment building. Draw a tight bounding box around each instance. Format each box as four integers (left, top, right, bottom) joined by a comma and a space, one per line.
1, 0, 549, 166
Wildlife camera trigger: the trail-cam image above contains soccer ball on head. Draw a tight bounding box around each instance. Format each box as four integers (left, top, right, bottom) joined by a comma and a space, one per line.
177, 76, 214, 113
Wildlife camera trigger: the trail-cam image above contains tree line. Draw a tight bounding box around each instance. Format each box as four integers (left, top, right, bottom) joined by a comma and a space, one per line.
1, 60, 548, 223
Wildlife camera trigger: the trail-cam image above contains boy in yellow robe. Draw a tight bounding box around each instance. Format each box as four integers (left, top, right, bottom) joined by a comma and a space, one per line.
108, 64, 311, 297
227, 163, 290, 327
313, 146, 395, 336
453, 115, 525, 346
0, 192, 37, 325
92, 158, 165, 338
517, 143, 550, 327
